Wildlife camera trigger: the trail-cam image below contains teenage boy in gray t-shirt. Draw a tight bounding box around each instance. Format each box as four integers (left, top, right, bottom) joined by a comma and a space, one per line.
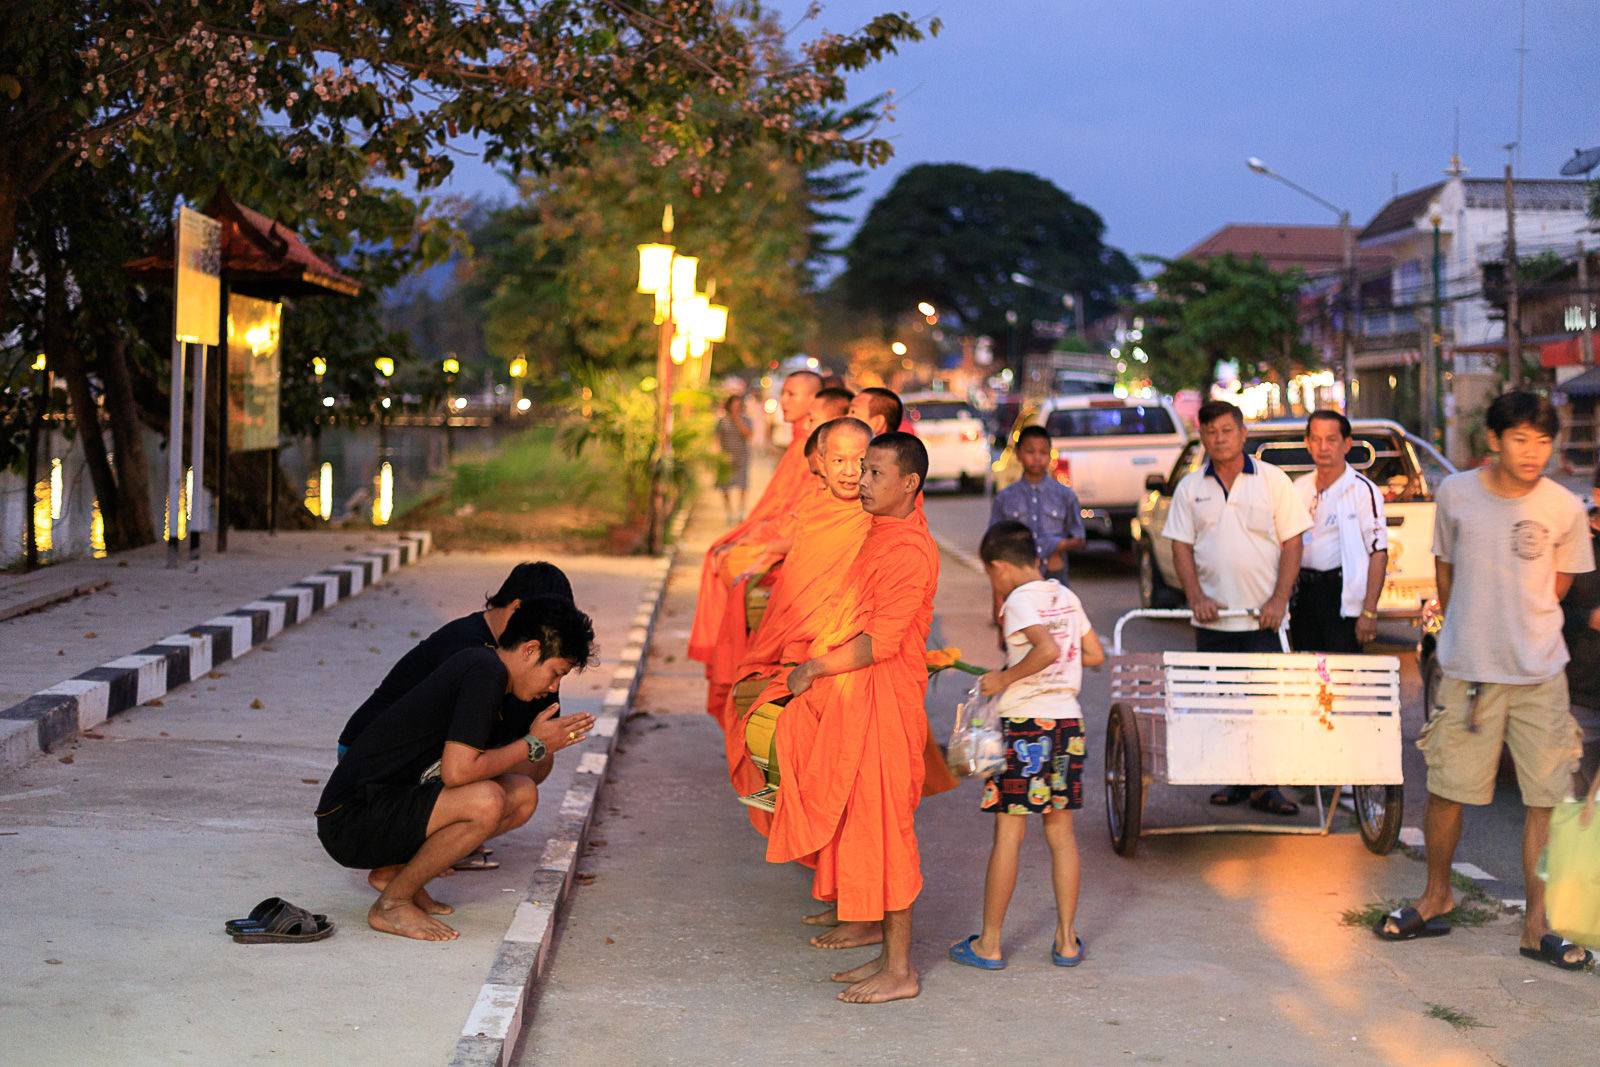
1374, 392, 1593, 971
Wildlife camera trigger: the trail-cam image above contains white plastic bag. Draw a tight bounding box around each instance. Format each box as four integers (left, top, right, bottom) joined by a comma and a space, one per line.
947, 680, 1006, 778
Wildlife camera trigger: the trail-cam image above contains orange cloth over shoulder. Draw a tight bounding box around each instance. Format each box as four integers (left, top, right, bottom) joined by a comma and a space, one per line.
765, 508, 941, 921
687, 434, 812, 664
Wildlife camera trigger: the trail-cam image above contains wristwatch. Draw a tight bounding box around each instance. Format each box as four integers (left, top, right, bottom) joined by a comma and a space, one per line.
524, 734, 548, 762
1360, 609, 1378, 620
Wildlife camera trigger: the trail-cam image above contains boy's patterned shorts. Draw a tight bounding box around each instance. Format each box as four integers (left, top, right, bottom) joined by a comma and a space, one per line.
979, 718, 1085, 815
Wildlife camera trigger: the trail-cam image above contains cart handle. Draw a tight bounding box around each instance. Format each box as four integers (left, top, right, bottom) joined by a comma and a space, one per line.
1111, 608, 1289, 656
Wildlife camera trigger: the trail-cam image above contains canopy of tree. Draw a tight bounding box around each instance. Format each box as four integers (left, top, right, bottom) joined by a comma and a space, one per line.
0, 1, 935, 550
836, 163, 1138, 354
1137, 253, 1313, 398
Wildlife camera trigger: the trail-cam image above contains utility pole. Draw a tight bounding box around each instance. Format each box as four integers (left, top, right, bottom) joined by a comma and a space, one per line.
1431, 209, 1444, 447
1503, 164, 1521, 385
1580, 240, 1594, 367
1341, 210, 1356, 414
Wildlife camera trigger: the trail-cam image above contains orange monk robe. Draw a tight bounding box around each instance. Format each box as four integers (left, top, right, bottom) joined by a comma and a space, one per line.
705, 481, 832, 726
687, 434, 812, 664
765, 508, 940, 921
719, 489, 873, 787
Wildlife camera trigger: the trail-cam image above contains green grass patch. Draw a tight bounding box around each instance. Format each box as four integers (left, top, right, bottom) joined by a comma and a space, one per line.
1340, 899, 1499, 929
444, 425, 619, 514
1425, 1003, 1484, 1031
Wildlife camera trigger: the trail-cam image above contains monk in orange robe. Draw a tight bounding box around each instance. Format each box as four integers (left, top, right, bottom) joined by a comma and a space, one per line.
723, 417, 874, 780
702, 389, 855, 721
687, 371, 821, 664
766, 431, 938, 1004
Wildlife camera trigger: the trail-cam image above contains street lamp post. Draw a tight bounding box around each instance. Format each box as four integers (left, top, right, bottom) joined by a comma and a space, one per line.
1247, 158, 1357, 413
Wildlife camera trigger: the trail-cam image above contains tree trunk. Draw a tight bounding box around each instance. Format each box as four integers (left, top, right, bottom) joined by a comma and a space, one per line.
96, 331, 157, 547
44, 249, 124, 550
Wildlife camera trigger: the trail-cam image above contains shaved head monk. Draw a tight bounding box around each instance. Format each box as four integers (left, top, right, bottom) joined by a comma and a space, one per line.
724, 417, 874, 769
767, 431, 939, 1004
699, 387, 854, 722
688, 370, 821, 665
848, 387, 904, 438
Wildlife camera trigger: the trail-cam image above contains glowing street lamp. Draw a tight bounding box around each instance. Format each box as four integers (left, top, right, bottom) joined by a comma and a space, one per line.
442, 357, 460, 375
374, 356, 394, 378
508, 354, 527, 415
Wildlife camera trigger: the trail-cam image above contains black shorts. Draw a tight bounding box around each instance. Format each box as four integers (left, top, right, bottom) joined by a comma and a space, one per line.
316, 780, 444, 870
980, 718, 1085, 814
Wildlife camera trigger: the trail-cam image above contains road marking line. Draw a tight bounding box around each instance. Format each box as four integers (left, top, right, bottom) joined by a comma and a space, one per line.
1452, 862, 1496, 881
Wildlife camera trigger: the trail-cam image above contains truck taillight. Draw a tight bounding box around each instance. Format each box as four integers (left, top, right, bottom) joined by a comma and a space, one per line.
961, 426, 979, 442
1053, 456, 1071, 485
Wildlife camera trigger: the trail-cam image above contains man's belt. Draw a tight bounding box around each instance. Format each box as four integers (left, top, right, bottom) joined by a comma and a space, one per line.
1297, 567, 1343, 585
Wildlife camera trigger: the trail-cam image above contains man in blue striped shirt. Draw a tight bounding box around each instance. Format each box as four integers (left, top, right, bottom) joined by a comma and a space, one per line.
990, 426, 1086, 584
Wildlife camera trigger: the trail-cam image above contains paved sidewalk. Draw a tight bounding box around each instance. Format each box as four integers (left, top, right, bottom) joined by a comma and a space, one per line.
521, 492, 1600, 1066
0, 544, 669, 1066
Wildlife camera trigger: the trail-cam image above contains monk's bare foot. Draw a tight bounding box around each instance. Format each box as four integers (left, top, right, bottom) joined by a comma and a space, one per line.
829, 956, 884, 984
801, 906, 839, 927
414, 887, 453, 916
811, 921, 882, 949
368, 898, 458, 942
838, 967, 920, 1004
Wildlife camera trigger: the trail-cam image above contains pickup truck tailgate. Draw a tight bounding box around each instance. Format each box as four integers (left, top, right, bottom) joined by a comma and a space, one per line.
1376, 500, 1436, 616
1057, 438, 1185, 509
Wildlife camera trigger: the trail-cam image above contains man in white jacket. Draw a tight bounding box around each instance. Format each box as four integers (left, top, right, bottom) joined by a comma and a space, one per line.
1289, 411, 1388, 653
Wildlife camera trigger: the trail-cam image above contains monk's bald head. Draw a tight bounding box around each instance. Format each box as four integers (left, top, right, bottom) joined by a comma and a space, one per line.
803, 423, 826, 478
818, 417, 871, 501
804, 386, 854, 435
779, 370, 823, 425
859, 431, 927, 518
848, 387, 903, 436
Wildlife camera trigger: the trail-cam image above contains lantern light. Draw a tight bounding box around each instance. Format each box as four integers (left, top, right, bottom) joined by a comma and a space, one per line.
374, 357, 395, 377
703, 303, 728, 344
509, 356, 527, 378
637, 243, 674, 294
442, 357, 460, 374
670, 256, 698, 300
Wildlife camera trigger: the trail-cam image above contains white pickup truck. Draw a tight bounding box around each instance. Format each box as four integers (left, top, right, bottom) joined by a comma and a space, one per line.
993, 394, 1189, 546
1132, 418, 1456, 620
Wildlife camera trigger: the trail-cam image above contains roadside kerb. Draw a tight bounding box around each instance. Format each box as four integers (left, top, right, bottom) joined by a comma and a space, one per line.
449, 506, 691, 1067
0, 531, 432, 776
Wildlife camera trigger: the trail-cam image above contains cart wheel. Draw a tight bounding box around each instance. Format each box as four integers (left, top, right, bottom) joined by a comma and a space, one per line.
1105, 702, 1143, 857
1353, 784, 1404, 855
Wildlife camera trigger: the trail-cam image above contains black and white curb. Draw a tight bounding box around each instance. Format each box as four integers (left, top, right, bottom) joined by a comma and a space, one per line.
450, 508, 690, 1067
0, 532, 432, 775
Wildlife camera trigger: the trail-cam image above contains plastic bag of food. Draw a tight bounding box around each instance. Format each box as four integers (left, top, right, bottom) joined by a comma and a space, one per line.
1540, 790, 1600, 949
947, 680, 1005, 778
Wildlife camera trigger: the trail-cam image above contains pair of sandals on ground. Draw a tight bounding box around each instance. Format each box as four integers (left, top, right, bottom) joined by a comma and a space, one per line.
1209, 783, 1301, 816
223, 846, 495, 945
1373, 904, 1593, 972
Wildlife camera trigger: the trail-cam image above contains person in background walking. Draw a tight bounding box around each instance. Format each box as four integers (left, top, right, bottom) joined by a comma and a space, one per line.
715, 392, 752, 524
1289, 410, 1388, 654
1163, 399, 1311, 817
1559, 467, 1600, 795
1377, 392, 1592, 972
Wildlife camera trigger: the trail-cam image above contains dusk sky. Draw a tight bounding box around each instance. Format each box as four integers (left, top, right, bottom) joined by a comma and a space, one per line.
447, 2, 1600, 268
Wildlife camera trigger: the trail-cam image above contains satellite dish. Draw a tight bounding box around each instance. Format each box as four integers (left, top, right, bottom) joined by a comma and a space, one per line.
1560, 147, 1600, 176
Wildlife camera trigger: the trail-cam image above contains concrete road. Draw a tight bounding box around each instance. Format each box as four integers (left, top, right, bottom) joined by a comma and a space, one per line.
922, 490, 1537, 904
518, 496, 1599, 1066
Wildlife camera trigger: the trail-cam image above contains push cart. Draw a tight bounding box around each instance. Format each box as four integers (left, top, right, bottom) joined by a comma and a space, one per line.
1104, 608, 1404, 857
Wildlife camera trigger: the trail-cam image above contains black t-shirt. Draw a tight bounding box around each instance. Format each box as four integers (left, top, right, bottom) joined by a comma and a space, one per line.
319, 646, 512, 813
337, 613, 556, 748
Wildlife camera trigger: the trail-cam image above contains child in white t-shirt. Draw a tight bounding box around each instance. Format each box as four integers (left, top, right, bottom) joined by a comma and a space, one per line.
949, 520, 1104, 972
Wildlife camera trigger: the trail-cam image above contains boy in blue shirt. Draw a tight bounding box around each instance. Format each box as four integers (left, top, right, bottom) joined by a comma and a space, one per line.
990, 425, 1086, 583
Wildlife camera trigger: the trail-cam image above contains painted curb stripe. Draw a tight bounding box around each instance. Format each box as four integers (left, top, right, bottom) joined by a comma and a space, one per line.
0, 534, 430, 777
449, 545, 677, 1067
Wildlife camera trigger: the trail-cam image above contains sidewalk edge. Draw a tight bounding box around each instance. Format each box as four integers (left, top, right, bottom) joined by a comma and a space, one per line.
448, 509, 691, 1067
0, 532, 433, 778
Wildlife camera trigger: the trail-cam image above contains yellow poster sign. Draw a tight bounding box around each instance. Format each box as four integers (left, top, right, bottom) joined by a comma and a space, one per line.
174, 206, 221, 345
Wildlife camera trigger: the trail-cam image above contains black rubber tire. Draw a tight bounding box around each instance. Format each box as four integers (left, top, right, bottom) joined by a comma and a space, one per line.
1354, 783, 1404, 855
1137, 540, 1183, 609
1105, 702, 1143, 857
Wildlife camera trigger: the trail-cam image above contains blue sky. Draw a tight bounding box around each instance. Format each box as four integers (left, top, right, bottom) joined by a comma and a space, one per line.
445, 1, 1600, 265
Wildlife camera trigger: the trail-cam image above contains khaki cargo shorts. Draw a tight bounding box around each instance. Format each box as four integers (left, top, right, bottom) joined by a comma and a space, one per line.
1419, 675, 1582, 807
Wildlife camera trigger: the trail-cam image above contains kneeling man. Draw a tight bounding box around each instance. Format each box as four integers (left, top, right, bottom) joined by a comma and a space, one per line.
315, 596, 597, 941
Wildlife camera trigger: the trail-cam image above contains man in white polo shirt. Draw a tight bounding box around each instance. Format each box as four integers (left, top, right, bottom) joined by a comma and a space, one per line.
1163, 399, 1312, 815
1289, 410, 1388, 653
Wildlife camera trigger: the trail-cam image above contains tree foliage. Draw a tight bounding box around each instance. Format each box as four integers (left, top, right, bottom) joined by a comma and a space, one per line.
837, 163, 1138, 351
1138, 253, 1313, 396
462, 135, 814, 379
0, 1, 934, 549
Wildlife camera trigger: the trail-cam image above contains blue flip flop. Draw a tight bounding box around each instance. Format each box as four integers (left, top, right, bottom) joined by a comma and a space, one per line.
1052, 936, 1085, 967
948, 934, 1005, 970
